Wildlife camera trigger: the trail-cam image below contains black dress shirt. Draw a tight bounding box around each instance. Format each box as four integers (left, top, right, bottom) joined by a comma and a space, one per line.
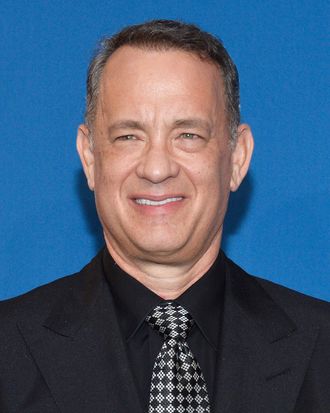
102, 249, 225, 410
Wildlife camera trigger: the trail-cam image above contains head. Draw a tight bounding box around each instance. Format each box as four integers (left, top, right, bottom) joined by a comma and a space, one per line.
85, 19, 240, 146
77, 20, 253, 275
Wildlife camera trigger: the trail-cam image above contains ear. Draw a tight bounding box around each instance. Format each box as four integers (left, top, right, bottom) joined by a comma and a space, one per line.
230, 124, 254, 192
76, 124, 95, 191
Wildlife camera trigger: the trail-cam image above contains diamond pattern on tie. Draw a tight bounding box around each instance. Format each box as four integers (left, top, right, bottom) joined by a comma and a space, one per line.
146, 302, 210, 413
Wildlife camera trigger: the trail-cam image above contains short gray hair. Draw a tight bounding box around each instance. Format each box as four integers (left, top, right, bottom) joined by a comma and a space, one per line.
85, 19, 240, 144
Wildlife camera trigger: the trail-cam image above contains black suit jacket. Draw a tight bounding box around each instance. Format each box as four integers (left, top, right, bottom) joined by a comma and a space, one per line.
1, 250, 329, 412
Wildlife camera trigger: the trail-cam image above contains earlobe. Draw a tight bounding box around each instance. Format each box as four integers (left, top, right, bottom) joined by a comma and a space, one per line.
76, 124, 95, 191
230, 124, 254, 192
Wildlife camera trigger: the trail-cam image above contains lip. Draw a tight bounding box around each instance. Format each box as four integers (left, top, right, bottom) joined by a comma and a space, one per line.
131, 194, 185, 202
130, 194, 185, 212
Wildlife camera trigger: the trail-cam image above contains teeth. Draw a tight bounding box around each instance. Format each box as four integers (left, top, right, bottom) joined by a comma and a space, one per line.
135, 197, 183, 206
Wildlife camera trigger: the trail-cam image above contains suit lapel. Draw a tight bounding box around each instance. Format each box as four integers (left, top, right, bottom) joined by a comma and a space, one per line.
16, 251, 320, 413
213, 257, 319, 413
17, 253, 143, 413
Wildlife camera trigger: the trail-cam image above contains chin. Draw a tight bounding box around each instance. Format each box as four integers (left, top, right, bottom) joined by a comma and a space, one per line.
139, 242, 182, 256
135, 239, 188, 260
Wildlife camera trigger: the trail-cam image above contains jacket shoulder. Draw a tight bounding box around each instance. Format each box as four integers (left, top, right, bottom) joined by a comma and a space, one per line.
225, 255, 330, 326
0, 251, 103, 324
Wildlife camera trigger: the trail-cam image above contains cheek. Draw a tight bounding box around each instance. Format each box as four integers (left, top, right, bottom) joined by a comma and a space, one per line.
93, 157, 122, 227
192, 151, 232, 191
93, 151, 123, 191
93, 157, 110, 192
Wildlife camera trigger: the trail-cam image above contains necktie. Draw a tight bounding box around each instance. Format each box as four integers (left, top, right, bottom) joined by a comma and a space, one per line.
146, 302, 211, 412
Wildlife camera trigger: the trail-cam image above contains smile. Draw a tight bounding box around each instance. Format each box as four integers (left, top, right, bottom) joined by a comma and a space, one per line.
135, 197, 183, 206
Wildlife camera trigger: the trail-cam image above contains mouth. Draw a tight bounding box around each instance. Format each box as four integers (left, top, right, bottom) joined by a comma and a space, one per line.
134, 196, 183, 206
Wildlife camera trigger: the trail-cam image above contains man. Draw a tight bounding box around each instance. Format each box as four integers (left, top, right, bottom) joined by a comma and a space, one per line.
0, 20, 329, 413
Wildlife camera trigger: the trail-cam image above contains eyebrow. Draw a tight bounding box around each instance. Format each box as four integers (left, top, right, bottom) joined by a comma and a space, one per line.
107, 120, 145, 136
173, 118, 212, 135
107, 118, 212, 135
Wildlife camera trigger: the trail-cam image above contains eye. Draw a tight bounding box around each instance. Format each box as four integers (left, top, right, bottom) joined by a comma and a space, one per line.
180, 133, 201, 140
175, 131, 207, 152
115, 134, 137, 141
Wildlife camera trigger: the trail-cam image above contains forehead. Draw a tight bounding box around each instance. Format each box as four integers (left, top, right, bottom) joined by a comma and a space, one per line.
97, 46, 226, 125
102, 44, 221, 73
102, 46, 223, 93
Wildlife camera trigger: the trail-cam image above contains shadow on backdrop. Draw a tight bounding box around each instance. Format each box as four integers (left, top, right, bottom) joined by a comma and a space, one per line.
75, 168, 255, 254
222, 172, 254, 251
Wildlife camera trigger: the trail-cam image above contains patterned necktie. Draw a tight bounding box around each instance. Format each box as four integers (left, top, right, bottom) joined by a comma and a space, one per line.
146, 302, 211, 413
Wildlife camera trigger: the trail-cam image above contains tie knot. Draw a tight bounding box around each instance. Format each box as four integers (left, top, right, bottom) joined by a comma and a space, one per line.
146, 302, 194, 341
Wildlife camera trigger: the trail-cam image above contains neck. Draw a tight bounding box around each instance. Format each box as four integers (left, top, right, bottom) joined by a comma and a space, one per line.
105, 237, 221, 300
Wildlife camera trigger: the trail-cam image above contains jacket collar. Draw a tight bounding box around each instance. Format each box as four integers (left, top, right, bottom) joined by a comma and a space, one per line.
212, 255, 319, 412
18, 250, 144, 413
18, 251, 319, 413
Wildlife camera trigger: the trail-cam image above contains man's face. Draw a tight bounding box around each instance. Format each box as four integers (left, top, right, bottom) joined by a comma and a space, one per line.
77, 46, 252, 266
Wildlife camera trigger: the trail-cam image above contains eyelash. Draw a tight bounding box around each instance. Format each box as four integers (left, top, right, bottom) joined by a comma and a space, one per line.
114, 133, 202, 142
115, 135, 137, 141
180, 133, 200, 140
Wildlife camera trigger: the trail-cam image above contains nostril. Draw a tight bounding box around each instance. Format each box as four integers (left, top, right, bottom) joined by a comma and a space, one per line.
136, 149, 180, 183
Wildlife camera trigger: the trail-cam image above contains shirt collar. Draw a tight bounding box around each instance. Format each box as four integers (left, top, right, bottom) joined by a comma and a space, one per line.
103, 248, 225, 350
175, 252, 225, 349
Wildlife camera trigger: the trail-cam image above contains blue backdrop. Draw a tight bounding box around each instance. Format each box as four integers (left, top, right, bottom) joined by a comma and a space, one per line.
1, 0, 329, 301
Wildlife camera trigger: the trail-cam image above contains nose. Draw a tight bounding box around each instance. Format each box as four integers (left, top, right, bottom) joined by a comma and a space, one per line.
136, 141, 180, 183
